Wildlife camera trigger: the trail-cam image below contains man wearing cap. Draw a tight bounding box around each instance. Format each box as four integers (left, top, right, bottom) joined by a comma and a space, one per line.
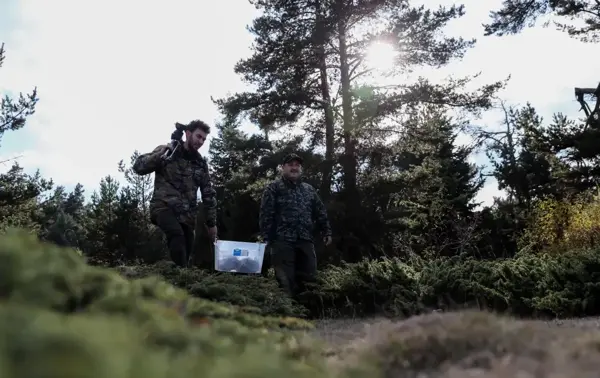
259, 153, 332, 297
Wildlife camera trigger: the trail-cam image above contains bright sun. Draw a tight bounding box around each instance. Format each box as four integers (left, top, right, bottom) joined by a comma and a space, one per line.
364, 41, 397, 73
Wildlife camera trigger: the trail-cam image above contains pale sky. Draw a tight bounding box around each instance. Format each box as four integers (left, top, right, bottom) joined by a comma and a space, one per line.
1, 0, 598, 207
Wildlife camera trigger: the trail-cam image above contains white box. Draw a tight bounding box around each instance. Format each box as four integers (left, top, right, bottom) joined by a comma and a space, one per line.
214, 240, 266, 274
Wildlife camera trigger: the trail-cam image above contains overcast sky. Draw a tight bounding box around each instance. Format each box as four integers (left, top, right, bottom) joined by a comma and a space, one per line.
1, 0, 598, 206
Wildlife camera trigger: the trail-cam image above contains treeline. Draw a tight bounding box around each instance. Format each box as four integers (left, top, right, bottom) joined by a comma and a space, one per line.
4, 100, 600, 268
2, 0, 600, 320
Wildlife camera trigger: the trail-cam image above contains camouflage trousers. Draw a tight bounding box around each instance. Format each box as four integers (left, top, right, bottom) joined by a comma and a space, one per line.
268, 240, 317, 297
154, 209, 195, 267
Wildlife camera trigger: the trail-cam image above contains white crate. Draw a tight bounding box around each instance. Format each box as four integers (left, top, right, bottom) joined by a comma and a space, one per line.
214, 240, 266, 274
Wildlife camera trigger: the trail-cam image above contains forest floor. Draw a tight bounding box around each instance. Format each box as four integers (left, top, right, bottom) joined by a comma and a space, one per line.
310, 311, 600, 377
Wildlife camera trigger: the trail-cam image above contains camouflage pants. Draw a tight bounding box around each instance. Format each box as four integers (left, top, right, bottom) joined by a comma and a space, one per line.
154, 209, 195, 267
269, 240, 317, 297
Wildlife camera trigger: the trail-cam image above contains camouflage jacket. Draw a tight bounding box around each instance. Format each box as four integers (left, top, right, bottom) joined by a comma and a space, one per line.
259, 177, 332, 243
132, 144, 217, 228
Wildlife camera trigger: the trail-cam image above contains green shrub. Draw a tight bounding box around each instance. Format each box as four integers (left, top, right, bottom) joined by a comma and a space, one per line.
301, 257, 423, 318
418, 255, 508, 311
520, 190, 600, 254
0, 228, 312, 328
301, 248, 600, 319
0, 228, 352, 378
117, 262, 307, 318
6, 228, 600, 377
0, 301, 332, 378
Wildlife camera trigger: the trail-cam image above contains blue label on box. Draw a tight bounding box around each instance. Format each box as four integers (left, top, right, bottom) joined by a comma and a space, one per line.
233, 248, 242, 256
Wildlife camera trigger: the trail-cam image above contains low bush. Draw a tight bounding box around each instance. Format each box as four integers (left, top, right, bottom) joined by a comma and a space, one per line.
5, 229, 600, 377
299, 257, 422, 318
0, 229, 371, 378
110, 244, 600, 321
520, 190, 600, 254
0, 229, 313, 329
0, 303, 328, 378
117, 262, 307, 318
301, 248, 600, 319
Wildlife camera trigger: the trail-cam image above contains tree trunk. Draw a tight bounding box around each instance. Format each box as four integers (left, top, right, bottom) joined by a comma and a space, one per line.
338, 17, 362, 263
315, 9, 335, 199
337, 20, 357, 196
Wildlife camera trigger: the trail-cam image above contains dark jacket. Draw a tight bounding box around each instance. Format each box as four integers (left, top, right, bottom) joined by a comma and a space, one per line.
259, 177, 331, 243
132, 144, 217, 227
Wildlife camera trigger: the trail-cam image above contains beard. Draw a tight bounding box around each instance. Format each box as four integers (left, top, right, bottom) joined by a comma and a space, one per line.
186, 140, 202, 150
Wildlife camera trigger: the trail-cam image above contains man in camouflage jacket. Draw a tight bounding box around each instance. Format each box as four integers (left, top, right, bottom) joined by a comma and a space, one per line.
259, 153, 332, 296
133, 120, 217, 267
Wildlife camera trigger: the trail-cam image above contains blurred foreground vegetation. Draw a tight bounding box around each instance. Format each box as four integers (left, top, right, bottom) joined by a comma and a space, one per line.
0, 229, 345, 378
5, 226, 600, 378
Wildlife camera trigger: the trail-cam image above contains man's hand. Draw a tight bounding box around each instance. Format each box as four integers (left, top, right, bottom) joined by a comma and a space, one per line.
323, 235, 332, 246
154, 144, 170, 156
207, 226, 218, 241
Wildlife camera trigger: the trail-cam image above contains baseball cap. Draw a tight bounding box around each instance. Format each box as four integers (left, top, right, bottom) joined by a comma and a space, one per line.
282, 153, 303, 165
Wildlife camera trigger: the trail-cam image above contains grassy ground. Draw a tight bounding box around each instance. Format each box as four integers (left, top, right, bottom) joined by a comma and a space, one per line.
7, 229, 600, 377
311, 311, 600, 377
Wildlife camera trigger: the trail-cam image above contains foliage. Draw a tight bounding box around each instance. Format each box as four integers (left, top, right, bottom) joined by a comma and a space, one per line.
0, 229, 308, 328
0, 44, 50, 234
0, 229, 357, 378
212, 0, 505, 261
484, 0, 600, 43
111, 219, 600, 321
117, 261, 308, 318
0, 43, 39, 135
520, 190, 600, 253
299, 243, 600, 319
11, 229, 600, 377
301, 257, 422, 318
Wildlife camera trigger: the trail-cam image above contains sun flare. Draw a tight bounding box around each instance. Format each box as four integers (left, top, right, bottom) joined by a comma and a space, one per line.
364, 41, 397, 73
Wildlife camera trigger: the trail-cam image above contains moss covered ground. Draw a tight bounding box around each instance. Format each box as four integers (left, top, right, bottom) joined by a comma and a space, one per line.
117, 261, 307, 318
0, 229, 351, 378
5, 228, 600, 377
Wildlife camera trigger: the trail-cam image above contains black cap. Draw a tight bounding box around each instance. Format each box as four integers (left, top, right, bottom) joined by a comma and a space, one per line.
282, 153, 303, 165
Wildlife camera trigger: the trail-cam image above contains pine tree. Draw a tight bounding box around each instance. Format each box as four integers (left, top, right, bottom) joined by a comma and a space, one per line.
484, 0, 600, 43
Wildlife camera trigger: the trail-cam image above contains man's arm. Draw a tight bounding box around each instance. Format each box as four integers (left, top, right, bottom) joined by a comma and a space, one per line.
259, 185, 276, 242
198, 160, 217, 228
132, 145, 167, 175
312, 190, 332, 237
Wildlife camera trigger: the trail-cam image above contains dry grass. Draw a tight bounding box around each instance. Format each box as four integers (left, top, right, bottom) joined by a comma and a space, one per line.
312, 310, 600, 377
